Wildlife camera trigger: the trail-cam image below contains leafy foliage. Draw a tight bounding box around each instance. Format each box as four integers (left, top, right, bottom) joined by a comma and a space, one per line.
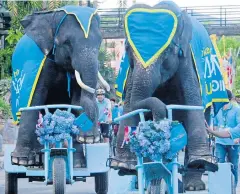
217, 36, 240, 57
0, 0, 82, 79
1, 0, 117, 101
0, 97, 11, 118
98, 46, 117, 99
217, 36, 240, 92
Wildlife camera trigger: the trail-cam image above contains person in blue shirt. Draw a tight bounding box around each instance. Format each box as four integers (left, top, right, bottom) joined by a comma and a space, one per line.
96, 88, 112, 143
110, 98, 121, 135
110, 98, 120, 121
118, 101, 123, 116
206, 89, 240, 188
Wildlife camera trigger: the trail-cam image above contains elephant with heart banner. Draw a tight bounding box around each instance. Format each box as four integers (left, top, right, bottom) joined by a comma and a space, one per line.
113, 1, 229, 191
10, 5, 110, 168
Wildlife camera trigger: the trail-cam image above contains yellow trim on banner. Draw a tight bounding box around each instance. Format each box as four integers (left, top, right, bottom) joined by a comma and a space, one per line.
16, 112, 21, 116
116, 67, 130, 98
58, 9, 98, 38
190, 45, 203, 95
190, 45, 229, 112
212, 99, 229, 103
13, 120, 19, 125
13, 56, 46, 124
27, 56, 46, 107
116, 91, 123, 97
204, 98, 229, 112
124, 8, 178, 68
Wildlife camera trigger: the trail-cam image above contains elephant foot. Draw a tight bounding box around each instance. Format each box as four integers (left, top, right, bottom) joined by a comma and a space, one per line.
187, 155, 218, 172
73, 152, 86, 168
11, 148, 36, 166
78, 135, 100, 144
184, 178, 206, 191
110, 157, 137, 176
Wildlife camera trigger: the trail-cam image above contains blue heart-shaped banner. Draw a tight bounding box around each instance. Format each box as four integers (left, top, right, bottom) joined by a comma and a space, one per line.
125, 8, 178, 68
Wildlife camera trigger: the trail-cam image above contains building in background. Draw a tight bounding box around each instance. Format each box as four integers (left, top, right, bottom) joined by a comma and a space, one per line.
103, 39, 125, 75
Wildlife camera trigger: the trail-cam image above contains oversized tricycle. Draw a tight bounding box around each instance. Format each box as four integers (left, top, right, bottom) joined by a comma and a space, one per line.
113, 104, 235, 194
4, 104, 109, 194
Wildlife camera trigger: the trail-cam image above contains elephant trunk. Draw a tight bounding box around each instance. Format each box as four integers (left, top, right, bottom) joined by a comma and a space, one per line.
130, 67, 167, 120
75, 70, 95, 93
72, 57, 99, 139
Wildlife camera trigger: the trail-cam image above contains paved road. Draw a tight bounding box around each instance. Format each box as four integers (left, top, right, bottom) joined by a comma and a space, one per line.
0, 150, 240, 194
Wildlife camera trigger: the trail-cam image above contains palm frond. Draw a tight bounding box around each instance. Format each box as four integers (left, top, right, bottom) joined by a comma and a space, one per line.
48, 0, 55, 10
7, 1, 18, 17
55, 0, 62, 9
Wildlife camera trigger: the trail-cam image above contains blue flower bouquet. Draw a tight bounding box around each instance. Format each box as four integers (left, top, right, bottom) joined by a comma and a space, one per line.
129, 119, 179, 161
35, 109, 80, 145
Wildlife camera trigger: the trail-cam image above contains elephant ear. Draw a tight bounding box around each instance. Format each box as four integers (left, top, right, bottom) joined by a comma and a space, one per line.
20, 12, 54, 56
179, 10, 192, 57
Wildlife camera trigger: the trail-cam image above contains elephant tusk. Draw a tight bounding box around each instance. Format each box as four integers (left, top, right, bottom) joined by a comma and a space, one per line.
98, 72, 110, 92
75, 70, 95, 94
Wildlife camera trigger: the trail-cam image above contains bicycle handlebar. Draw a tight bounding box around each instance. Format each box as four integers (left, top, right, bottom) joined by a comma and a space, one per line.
19, 104, 83, 113
113, 105, 204, 123
166, 105, 204, 111
114, 109, 150, 123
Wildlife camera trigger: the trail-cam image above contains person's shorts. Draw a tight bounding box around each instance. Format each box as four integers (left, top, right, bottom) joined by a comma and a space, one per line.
100, 123, 110, 138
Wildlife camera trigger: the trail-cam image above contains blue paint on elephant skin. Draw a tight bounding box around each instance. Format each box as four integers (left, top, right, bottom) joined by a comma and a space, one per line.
11, 34, 45, 123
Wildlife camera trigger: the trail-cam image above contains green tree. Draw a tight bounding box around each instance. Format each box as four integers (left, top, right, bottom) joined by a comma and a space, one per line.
0, 0, 81, 79
98, 46, 117, 99
217, 36, 240, 92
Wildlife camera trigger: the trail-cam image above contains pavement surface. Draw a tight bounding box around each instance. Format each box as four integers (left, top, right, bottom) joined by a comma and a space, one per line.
0, 145, 240, 194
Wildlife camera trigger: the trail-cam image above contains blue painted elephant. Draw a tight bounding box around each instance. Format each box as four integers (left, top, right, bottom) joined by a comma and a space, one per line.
112, 1, 228, 191
10, 6, 110, 167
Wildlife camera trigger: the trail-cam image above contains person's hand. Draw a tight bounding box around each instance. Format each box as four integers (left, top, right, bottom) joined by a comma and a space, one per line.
108, 119, 112, 124
206, 126, 214, 134
234, 138, 240, 144
223, 127, 230, 132
205, 120, 214, 134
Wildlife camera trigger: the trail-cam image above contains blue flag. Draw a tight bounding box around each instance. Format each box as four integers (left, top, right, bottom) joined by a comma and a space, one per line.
190, 16, 229, 115
11, 35, 46, 124
115, 52, 130, 100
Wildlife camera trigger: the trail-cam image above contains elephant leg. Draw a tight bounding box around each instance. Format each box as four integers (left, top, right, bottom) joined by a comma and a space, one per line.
111, 67, 138, 172
183, 170, 205, 191
183, 148, 205, 191
111, 115, 139, 172
175, 56, 217, 172
73, 140, 86, 168
183, 106, 212, 191
11, 61, 56, 165
11, 110, 43, 165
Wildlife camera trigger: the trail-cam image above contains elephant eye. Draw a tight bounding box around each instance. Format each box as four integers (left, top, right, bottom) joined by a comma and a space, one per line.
64, 39, 71, 46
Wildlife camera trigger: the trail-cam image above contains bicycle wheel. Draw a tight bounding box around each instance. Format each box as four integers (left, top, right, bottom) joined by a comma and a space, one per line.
53, 158, 66, 194
5, 172, 18, 194
147, 179, 169, 194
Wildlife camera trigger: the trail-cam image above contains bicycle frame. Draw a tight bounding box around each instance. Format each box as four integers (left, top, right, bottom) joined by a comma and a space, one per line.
19, 104, 83, 184
114, 105, 204, 194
